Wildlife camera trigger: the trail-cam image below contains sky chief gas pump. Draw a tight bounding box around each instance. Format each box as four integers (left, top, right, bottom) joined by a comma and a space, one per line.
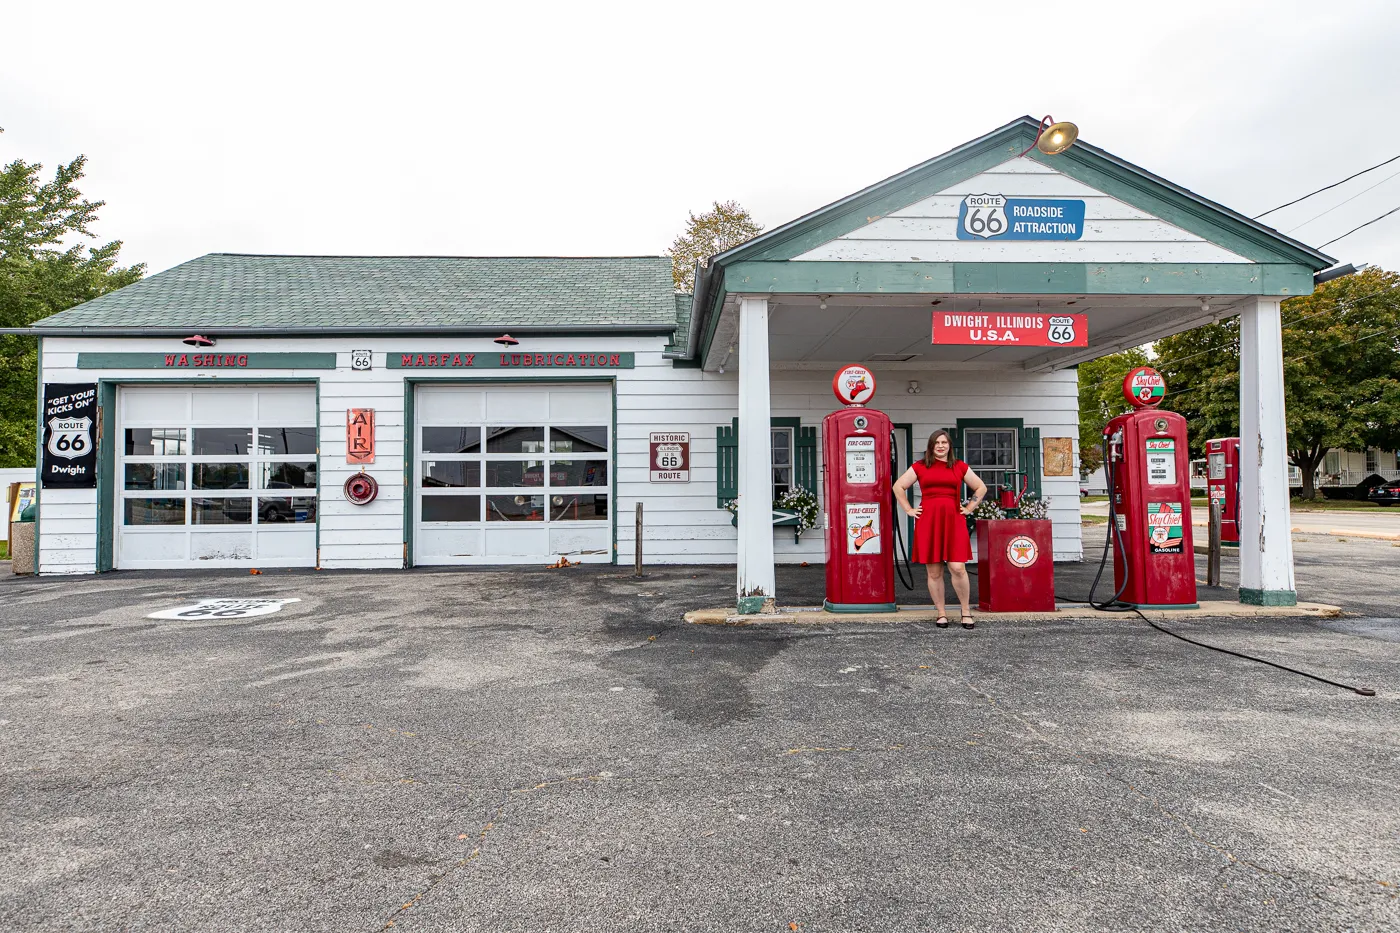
1101, 367, 1198, 609
1207, 437, 1241, 546
823, 365, 897, 613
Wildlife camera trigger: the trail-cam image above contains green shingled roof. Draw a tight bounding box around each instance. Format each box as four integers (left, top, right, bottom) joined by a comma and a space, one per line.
666, 293, 693, 354
35, 253, 680, 331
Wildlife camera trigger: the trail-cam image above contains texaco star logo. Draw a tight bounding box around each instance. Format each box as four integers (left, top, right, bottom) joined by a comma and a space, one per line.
1005, 535, 1038, 568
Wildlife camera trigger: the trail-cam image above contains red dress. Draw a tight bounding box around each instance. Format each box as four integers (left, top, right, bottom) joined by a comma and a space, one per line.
910, 459, 972, 564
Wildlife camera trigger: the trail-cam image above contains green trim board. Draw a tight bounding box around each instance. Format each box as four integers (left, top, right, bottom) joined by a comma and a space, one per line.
823, 600, 900, 613
1239, 587, 1298, 607
722, 261, 1314, 296
32, 339, 42, 573
96, 382, 117, 572
389, 351, 635, 370
78, 352, 337, 370
403, 379, 414, 568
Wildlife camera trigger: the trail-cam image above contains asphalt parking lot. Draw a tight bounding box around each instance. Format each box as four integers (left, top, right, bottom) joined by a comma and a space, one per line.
1, 532, 1397, 932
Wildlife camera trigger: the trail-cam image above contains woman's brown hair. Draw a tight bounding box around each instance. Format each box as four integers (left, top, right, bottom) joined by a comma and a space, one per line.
922, 429, 955, 468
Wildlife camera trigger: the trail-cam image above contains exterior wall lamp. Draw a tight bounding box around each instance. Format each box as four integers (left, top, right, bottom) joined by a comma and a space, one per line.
182, 334, 215, 347
1020, 115, 1079, 157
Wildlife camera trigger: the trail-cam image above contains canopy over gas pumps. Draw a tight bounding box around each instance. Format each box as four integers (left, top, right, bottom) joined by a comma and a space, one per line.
668, 116, 1338, 614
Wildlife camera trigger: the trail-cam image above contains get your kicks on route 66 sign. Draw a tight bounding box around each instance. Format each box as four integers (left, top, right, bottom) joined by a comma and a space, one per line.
41, 383, 99, 489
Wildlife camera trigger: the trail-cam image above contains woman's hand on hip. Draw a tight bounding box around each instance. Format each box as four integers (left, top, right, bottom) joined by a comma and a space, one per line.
959, 503, 977, 516
904, 506, 922, 518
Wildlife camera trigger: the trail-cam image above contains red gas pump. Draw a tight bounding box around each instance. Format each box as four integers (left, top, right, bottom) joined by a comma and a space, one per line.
1207, 437, 1240, 546
823, 365, 897, 612
1101, 367, 1198, 608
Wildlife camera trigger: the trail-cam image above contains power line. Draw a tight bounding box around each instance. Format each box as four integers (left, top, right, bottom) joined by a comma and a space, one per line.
1079, 283, 1399, 393
1254, 153, 1400, 219
1318, 204, 1400, 249
1286, 167, 1400, 233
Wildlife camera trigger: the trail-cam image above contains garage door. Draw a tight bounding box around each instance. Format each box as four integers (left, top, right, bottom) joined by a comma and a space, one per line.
116, 386, 318, 569
415, 383, 612, 565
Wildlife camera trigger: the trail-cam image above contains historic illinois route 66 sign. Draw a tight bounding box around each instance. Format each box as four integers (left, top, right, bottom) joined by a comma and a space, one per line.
46, 416, 92, 459
649, 432, 690, 482
960, 194, 1008, 239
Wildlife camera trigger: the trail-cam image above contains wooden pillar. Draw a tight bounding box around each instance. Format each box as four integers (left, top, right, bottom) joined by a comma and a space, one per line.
1238, 296, 1297, 605
736, 296, 775, 613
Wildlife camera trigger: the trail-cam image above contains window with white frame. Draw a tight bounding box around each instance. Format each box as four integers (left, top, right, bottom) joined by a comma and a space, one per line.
771, 427, 794, 500
962, 428, 1017, 492
1366, 449, 1379, 474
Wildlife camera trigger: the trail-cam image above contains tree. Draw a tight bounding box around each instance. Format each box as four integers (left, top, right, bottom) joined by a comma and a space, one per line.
667, 200, 763, 292
1077, 347, 1149, 477
1154, 267, 1400, 499
0, 130, 144, 467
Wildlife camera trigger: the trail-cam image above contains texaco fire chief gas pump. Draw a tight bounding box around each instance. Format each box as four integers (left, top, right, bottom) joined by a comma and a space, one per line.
1102, 366, 1198, 608
822, 364, 897, 612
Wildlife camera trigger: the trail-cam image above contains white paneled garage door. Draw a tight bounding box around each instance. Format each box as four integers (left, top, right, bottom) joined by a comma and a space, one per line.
415, 383, 612, 565
116, 386, 318, 569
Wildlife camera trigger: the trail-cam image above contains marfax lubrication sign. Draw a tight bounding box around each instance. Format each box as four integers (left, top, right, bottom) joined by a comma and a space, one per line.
649, 432, 690, 482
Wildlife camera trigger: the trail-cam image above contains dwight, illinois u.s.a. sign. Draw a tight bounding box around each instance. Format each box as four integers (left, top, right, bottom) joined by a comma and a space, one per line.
932, 312, 1088, 347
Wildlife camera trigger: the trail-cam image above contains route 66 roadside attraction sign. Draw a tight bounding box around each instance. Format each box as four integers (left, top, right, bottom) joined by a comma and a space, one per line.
42, 383, 98, 489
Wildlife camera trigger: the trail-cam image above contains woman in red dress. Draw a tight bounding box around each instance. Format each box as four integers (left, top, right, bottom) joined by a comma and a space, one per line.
893, 429, 989, 629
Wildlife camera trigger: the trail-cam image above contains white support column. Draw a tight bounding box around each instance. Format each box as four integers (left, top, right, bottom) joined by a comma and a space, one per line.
736, 297, 776, 613
1238, 296, 1297, 605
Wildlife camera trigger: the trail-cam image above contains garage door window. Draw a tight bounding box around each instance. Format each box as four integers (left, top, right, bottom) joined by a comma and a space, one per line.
121, 422, 318, 527
421, 424, 608, 523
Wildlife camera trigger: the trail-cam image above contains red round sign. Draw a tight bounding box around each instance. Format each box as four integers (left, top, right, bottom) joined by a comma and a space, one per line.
344, 473, 379, 505
832, 364, 876, 406
1122, 366, 1167, 408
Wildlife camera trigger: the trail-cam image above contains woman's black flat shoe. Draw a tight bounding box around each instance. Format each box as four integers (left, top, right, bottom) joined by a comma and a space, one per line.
934, 617, 950, 628
961, 618, 976, 630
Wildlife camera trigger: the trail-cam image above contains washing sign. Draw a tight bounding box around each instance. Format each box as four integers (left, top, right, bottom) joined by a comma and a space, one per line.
1145, 438, 1176, 485
957, 194, 1085, 240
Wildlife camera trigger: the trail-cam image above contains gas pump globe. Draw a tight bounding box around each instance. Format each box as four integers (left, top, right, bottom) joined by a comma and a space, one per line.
1102, 367, 1199, 608
823, 365, 897, 612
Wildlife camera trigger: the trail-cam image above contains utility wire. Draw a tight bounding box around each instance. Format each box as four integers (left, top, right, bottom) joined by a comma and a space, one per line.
1255, 152, 1400, 219
1318, 204, 1400, 249
1286, 167, 1400, 233
1078, 284, 1399, 394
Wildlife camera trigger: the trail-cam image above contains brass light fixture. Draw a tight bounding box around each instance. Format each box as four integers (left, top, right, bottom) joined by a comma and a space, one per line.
1020, 115, 1079, 157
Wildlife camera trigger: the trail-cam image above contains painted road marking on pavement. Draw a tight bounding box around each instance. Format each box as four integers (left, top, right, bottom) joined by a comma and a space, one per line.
148, 598, 301, 620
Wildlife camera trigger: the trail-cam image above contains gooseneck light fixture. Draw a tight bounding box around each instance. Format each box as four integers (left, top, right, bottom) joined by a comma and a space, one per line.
1019, 115, 1079, 157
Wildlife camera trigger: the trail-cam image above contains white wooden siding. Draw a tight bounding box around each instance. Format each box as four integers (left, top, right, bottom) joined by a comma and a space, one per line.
40, 336, 1084, 573
793, 156, 1251, 265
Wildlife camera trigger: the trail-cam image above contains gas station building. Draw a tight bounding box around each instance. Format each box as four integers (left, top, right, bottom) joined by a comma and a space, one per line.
20, 117, 1334, 610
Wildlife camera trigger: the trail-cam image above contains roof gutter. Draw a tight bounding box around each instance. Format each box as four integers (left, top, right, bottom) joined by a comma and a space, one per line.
0, 324, 678, 338
662, 261, 717, 362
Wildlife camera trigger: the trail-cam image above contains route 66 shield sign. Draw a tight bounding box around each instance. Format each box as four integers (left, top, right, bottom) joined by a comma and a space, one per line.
960, 194, 1008, 239
47, 416, 92, 459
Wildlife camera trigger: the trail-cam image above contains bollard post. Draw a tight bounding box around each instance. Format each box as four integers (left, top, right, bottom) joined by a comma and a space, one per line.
1207, 499, 1222, 587
634, 502, 643, 577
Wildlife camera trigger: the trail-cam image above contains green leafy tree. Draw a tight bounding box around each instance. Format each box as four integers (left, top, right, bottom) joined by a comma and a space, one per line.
1154, 267, 1400, 499
667, 200, 763, 292
1077, 347, 1149, 477
0, 130, 144, 467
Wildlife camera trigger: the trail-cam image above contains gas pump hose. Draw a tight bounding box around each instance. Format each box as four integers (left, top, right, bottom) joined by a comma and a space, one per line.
1059, 437, 1376, 697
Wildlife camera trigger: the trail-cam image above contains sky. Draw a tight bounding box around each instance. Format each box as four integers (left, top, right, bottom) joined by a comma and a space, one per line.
4, 0, 1399, 277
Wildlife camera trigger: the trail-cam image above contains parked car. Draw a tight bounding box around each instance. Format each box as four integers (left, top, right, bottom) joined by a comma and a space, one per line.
1366, 480, 1400, 506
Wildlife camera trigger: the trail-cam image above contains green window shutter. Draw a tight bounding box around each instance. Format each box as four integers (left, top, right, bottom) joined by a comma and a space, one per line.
1019, 427, 1042, 499
795, 425, 818, 493
716, 418, 739, 508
